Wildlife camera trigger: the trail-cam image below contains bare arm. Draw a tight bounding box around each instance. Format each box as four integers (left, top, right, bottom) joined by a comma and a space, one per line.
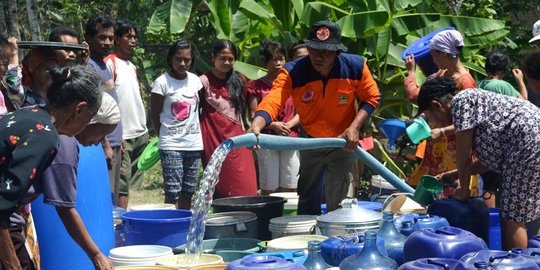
339, 109, 370, 151
56, 207, 113, 270
404, 54, 420, 103
285, 114, 300, 129
150, 93, 164, 137
453, 128, 475, 201
431, 125, 456, 140
247, 94, 258, 121
0, 227, 22, 270
513, 68, 527, 99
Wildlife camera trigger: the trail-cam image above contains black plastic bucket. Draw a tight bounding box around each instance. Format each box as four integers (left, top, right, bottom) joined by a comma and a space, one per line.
212, 196, 287, 240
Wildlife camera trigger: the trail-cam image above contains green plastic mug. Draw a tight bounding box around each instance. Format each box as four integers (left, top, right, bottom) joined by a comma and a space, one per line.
406, 117, 431, 144
413, 175, 443, 206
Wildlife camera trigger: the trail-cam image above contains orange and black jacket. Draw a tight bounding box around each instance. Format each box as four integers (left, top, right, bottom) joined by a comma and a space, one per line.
255, 53, 380, 138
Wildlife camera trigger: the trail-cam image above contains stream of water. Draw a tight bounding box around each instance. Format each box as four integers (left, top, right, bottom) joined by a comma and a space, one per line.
185, 143, 231, 255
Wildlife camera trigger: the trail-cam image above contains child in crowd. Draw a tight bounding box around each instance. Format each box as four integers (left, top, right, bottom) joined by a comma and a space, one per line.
247, 40, 299, 195
150, 40, 203, 209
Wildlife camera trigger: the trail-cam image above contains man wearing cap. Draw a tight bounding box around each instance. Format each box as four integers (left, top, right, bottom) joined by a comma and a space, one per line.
248, 21, 380, 215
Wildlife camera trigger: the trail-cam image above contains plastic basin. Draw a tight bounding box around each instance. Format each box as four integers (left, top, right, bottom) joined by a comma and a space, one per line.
121, 210, 192, 247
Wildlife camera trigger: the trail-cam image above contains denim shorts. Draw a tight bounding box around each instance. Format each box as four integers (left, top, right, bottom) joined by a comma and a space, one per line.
159, 150, 201, 199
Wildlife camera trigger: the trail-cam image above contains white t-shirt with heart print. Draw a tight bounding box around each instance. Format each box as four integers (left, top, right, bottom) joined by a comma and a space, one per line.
151, 71, 203, 151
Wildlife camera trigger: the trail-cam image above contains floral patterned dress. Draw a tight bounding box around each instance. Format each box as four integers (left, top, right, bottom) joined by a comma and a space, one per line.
0, 106, 59, 227
452, 89, 540, 222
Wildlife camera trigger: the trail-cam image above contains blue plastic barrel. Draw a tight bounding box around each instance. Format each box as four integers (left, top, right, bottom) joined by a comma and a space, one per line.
428, 198, 490, 244
511, 248, 540, 267
530, 236, 540, 248
32, 144, 114, 270
121, 209, 191, 247
489, 208, 502, 250
398, 258, 468, 270
401, 27, 456, 76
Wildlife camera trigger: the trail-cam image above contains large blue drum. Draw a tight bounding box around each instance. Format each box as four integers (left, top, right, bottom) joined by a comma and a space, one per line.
32, 144, 114, 270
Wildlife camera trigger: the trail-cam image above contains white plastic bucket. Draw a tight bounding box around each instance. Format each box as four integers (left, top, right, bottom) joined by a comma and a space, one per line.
371, 175, 398, 195
129, 204, 176, 211
269, 215, 317, 239
269, 192, 299, 215
156, 254, 224, 269
108, 245, 173, 267
266, 235, 328, 252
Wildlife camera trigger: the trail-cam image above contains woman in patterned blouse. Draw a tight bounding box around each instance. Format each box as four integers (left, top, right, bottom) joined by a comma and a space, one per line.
0, 65, 103, 269
417, 77, 540, 250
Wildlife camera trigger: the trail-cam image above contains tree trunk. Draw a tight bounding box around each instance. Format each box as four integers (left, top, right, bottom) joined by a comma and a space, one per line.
26, 0, 41, 41
5, 0, 20, 39
0, 2, 7, 35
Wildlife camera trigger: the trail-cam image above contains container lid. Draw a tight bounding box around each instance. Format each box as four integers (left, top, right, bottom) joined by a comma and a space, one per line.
270, 215, 317, 227
269, 192, 299, 200
129, 203, 176, 211
226, 255, 306, 270
266, 235, 328, 251
156, 254, 224, 268
212, 196, 287, 209
401, 27, 456, 61
109, 245, 173, 260
317, 199, 382, 225
207, 211, 257, 226
114, 266, 179, 270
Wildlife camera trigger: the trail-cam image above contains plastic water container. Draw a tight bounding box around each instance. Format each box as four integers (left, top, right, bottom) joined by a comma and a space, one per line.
226, 255, 306, 270
156, 254, 224, 269
121, 209, 191, 247
269, 215, 317, 239
108, 245, 173, 267
460, 250, 540, 269
270, 192, 299, 216
248, 251, 307, 264
511, 248, 540, 267
428, 198, 489, 244
400, 221, 415, 236
398, 258, 468, 270
266, 235, 328, 252
129, 204, 176, 211
412, 216, 450, 232
530, 235, 540, 248
371, 175, 398, 195
401, 27, 456, 76
403, 226, 488, 263
357, 201, 383, 212
489, 208, 502, 250
32, 144, 114, 270
320, 234, 387, 267
212, 196, 287, 241
321, 201, 383, 215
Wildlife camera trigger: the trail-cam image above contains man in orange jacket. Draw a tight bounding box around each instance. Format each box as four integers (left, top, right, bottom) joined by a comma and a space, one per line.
248, 21, 380, 214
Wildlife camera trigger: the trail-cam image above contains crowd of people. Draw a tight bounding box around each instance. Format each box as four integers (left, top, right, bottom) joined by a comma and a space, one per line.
0, 14, 540, 269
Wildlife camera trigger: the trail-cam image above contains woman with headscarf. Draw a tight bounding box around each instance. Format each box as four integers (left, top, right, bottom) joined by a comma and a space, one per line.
0, 65, 103, 269
418, 77, 540, 250
8, 92, 119, 270
403, 29, 477, 188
